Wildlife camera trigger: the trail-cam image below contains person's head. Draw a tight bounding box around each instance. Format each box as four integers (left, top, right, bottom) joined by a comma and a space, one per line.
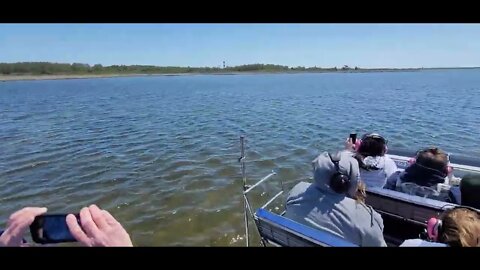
415, 147, 449, 176
429, 207, 480, 247
460, 174, 480, 209
356, 133, 388, 157
312, 151, 360, 198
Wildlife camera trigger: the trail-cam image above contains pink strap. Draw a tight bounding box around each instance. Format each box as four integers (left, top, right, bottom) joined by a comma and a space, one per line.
354, 139, 362, 151
408, 157, 416, 165
427, 217, 439, 241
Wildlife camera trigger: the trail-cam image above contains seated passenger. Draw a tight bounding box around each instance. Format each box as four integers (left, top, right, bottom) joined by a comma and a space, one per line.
347, 133, 398, 188
387, 147, 449, 190
449, 174, 480, 208
284, 150, 387, 247
400, 206, 480, 247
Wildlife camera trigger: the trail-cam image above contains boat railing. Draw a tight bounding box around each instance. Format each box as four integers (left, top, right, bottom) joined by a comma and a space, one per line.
387, 149, 480, 175
239, 136, 283, 246
239, 136, 359, 247
238, 139, 480, 247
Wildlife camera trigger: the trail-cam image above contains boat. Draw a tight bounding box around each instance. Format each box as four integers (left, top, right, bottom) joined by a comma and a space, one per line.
238, 136, 480, 247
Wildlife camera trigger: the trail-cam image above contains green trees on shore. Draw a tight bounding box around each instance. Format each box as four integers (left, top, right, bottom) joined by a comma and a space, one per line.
0, 62, 368, 75
0, 62, 431, 75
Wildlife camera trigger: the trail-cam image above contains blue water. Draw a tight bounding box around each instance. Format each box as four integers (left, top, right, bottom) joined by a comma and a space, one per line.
0, 69, 479, 246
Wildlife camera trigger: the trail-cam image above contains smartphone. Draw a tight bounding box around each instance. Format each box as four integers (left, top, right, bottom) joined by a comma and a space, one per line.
349, 133, 357, 144
29, 214, 80, 244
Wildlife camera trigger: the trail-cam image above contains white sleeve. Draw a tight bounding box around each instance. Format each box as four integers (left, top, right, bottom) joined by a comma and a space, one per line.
384, 156, 399, 178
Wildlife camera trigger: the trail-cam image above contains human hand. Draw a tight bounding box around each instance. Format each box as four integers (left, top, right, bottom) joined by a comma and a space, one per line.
0, 207, 47, 247
66, 204, 132, 247
345, 137, 355, 152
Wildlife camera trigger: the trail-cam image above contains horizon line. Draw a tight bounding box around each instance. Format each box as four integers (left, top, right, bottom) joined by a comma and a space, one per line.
1, 61, 480, 70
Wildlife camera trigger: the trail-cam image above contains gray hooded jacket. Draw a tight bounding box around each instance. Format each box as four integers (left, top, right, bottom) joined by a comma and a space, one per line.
284, 150, 387, 247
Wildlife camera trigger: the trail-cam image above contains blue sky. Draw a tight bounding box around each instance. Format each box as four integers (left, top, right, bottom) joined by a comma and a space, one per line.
1, 24, 480, 68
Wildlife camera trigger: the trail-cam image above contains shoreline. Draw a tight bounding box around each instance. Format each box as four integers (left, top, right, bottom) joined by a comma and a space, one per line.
1, 68, 479, 82
0, 73, 178, 82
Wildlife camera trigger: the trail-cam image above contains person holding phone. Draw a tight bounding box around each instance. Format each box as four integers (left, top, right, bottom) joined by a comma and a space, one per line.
345, 133, 398, 188
0, 204, 133, 247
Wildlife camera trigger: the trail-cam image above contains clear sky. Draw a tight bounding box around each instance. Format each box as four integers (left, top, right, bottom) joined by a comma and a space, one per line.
1, 24, 479, 68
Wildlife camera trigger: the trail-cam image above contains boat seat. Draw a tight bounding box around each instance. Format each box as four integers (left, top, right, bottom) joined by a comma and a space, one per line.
254, 208, 358, 247
366, 187, 457, 224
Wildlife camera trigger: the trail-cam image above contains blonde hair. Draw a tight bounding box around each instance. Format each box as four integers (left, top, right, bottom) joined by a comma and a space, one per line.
355, 180, 367, 203
438, 208, 480, 247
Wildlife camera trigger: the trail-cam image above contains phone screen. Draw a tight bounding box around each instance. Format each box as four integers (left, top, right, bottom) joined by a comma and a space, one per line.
43, 215, 76, 242
30, 214, 79, 244
350, 133, 357, 144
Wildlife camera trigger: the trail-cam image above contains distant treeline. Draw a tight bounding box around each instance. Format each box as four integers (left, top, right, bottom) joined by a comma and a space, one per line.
0, 62, 427, 75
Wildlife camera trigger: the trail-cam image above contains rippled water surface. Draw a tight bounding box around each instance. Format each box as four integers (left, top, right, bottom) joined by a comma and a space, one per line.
1, 70, 479, 245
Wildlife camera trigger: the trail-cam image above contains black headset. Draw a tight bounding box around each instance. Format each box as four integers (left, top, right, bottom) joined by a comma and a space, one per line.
328, 152, 351, 194
414, 147, 450, 176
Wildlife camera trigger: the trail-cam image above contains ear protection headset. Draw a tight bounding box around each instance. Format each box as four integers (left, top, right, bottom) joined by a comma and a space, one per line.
408, 147, 452, 176
328, 152, 351, 194
355, 133, 388, 155
427, 205, 480, 242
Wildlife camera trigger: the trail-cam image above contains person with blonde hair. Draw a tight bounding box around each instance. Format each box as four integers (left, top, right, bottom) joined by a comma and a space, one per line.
400, 206, 480, 247
285, 151, 386, 246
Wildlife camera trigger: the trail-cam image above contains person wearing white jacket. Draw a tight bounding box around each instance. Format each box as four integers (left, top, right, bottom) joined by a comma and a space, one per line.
346, 133, 398, 188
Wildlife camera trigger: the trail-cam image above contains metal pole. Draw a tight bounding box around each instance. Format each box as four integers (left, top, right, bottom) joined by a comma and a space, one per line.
240, 136, 249, 246
243, 171, 276, 194
240, 136, 246, 187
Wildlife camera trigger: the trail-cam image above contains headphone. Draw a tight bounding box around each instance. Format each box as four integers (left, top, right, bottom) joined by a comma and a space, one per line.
426, 205, 480, 242
355, 133, 388, 155
408, 147, 452, 176
328, 152, 351, 194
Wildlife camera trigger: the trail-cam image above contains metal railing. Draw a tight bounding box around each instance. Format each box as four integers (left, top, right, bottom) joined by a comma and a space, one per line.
239, 136, 283, 247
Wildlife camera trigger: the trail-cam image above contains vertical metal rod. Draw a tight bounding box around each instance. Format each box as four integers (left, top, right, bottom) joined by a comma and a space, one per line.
240, 136, 249, 246
240, 136, 246, 187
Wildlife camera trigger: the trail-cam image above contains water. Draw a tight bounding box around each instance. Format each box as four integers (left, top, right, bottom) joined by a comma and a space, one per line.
1, 70, 479, 246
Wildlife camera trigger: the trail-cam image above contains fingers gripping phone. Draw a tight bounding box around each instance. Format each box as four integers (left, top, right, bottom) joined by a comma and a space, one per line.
29, 214, 80, 244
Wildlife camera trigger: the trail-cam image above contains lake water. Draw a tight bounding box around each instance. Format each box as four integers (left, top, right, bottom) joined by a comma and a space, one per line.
1, 70, 479, 246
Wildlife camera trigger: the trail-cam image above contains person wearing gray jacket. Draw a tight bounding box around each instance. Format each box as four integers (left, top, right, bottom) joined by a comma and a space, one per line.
284, 150, 387, 247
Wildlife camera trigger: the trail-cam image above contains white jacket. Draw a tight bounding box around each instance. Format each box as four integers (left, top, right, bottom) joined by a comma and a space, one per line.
359, 155, 398, 188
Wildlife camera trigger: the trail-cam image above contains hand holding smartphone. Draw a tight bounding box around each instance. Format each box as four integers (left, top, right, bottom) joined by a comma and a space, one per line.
30, 214, 80, 244
349, 133, 357, 144
4, 205, 132, 247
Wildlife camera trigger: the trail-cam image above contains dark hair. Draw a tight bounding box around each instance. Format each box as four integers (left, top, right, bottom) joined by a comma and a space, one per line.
357, 136, 386, 157
416, 147, 448, 173
460, 174, 480, 209
354, 134, 387, 171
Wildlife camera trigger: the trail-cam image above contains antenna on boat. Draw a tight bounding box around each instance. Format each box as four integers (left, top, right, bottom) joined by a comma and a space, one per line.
239, 135, 250, 246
